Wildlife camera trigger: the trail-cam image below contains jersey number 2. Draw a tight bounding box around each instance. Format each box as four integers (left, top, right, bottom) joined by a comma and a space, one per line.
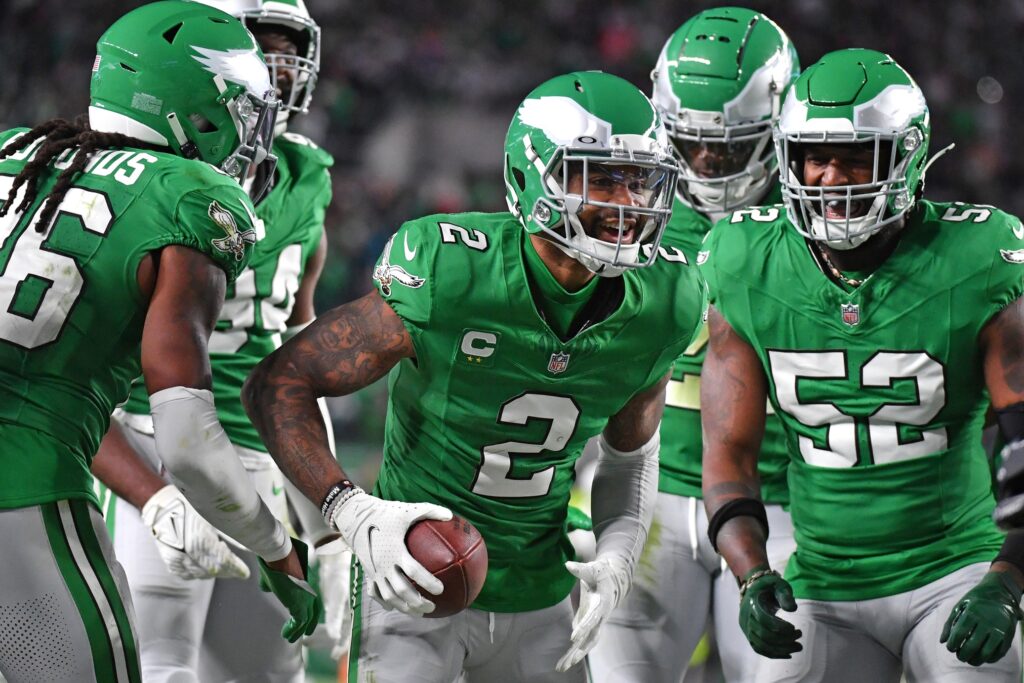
0, 175, 113, 348
471, 393, 580, 498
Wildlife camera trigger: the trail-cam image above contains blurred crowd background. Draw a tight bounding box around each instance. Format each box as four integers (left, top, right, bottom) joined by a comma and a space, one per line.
2, 0, 1022, 482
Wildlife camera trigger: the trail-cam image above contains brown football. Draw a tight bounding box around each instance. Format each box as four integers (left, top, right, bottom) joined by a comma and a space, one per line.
405, 515, 488, 618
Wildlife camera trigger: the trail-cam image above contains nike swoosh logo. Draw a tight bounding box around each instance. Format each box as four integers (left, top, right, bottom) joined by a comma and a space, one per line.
1013, 222, 1024, 240
403, 232, 417, 260
366, 525, 380, 572
271, 484, 284, 496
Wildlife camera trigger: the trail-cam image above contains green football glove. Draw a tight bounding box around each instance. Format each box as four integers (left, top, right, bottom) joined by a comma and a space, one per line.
738, 567, 803, 659
940, 571, 1023, 666
258, 538, 323, 643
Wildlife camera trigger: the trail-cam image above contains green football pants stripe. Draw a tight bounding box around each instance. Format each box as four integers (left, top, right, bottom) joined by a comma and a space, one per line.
42, 501, 140, 683
92, 479, 117, 535
348, 557, 363, 682
68, 499, 141, 683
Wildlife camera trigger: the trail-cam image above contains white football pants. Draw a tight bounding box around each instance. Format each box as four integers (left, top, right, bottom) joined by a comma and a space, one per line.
588, 491, 795, 683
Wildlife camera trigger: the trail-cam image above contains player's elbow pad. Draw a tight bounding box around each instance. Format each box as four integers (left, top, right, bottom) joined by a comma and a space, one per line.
150, 386, 291, 561
590, 430, 660, 568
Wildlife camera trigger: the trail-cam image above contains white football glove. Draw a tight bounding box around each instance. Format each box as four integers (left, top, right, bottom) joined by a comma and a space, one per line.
330, 490, 452, 616
556, 555, 632, 672
141, 485, 250, 581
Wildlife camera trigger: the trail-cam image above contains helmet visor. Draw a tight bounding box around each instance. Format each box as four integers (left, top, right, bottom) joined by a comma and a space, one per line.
675, 139, 760, 179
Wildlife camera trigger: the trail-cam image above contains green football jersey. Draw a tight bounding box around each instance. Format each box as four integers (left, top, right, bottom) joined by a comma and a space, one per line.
0, 127, 258, 509
700, 200, 1022, 601
122, 133, 332, 451
659, 187, 789, 504
371, 211, 706, 612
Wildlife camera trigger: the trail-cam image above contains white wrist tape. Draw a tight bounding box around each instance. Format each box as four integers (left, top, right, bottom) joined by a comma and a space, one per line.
284, 477, 336, 546
150, 386, 292, 562
590, 430, 660, 569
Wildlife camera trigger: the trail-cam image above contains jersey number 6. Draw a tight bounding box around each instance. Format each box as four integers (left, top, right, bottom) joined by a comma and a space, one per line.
0, 175, 113, 349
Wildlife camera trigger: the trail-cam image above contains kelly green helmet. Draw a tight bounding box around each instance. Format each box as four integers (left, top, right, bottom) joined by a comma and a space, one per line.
89, 0, 278, 185
651, 7, 798, 218
775, 49, 931, 250
190, 0, 320, 124
504, 71, 679, 277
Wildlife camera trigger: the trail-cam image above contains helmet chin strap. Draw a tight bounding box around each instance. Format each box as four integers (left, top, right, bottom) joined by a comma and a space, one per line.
920, 143, 955, 184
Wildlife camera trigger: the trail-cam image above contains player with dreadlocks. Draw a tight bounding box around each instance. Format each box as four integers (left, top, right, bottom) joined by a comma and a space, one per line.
0, 3, 320, 681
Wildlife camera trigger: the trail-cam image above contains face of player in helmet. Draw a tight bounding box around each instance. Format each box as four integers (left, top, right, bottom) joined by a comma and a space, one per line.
564, 162, 664, 246
252, 28, 299, 113
800, 143, 884, 221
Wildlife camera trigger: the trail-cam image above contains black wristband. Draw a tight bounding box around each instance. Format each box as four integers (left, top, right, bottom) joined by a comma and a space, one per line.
707, 497, 769, 553
996, 402, 1024, 443
320, 479, 356, 519
994, 530, 1024, 576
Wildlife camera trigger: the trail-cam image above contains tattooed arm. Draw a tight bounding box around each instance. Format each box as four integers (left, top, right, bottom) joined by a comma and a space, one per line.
242, 289, 413, 506
244, 291, 459, 617
981, 296, 1024, 581
701, 306, 770, 580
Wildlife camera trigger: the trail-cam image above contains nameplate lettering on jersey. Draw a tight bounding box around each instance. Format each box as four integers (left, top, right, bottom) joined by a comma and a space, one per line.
80, 149, 159, 186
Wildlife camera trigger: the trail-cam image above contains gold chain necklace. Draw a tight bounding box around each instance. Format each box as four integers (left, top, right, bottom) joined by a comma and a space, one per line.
814, 243, 866, 288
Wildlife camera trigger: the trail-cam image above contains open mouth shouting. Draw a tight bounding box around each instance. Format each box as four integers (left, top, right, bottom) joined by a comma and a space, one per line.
821, 195, 871, 220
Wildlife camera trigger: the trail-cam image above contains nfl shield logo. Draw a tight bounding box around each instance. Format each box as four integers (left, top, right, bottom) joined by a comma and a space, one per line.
547, 351, 570, 374
841, 303, 860, 327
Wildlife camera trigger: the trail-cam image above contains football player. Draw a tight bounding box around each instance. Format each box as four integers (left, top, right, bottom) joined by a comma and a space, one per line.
0, 2, 318, 682
700, 48, 1024, 681
587, 9, 799, 682
242, 71, 707, 682
87, 1, 346, 681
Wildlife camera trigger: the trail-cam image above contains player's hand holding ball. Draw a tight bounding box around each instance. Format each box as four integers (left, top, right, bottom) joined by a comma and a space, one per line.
556, 553, 632, 672
941, 570, 1023, 665
738, 566, 803, 659
330, 489, 453, 616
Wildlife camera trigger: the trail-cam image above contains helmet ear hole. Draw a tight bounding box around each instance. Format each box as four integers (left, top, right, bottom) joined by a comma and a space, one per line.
511, 167, 526, 192
162, 23, 183, 44
188, 113, 218, 134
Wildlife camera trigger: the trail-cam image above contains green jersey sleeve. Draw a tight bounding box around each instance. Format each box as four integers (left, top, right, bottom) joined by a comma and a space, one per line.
371, 217, 436, 350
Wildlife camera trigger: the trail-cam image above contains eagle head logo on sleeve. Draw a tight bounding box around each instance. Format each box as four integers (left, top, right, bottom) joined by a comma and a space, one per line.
208, 201, 257, 261
373, 233, 426, 296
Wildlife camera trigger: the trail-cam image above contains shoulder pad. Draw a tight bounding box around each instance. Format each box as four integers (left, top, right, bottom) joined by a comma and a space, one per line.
276, 132, 334, 169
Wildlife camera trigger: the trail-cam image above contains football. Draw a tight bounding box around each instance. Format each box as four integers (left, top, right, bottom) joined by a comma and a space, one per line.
405, 515, 488, 618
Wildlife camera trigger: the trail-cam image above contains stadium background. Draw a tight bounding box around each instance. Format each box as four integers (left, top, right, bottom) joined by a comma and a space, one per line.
1, 0, 1020, 679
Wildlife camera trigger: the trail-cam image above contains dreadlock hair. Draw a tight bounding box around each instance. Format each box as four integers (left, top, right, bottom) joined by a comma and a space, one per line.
0, 115, 166, 234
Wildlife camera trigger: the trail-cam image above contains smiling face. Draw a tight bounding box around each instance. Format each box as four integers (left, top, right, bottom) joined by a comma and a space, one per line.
252, 28, 299, 103
800, 142, 885, 220
564, 162, 656, 246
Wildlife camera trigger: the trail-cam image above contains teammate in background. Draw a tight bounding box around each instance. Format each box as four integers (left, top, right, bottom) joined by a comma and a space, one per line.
700, 48, 1024, 681
588, 9, 799, 681
243, 71, 707, 682
0, 3, 318, 681
88, 1, 346, 681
